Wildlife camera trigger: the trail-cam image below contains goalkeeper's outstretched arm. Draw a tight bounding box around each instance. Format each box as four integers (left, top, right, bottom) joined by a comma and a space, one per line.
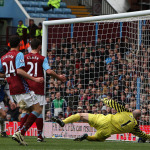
102, 98, 129, 113
131, 125, 150, 141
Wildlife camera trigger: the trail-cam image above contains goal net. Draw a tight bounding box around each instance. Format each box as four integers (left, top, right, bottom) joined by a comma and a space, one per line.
42, 10, 150, 140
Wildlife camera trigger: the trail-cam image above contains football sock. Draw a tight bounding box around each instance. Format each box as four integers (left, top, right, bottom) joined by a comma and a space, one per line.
36, 114, 43, 139
87, 135, 97, 141
21, 111, 40, 136
17, 113, 29, 131
63, 114, 80, 124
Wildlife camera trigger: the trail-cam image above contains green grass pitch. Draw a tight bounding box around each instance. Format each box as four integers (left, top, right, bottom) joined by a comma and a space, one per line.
0, 136, 149, 150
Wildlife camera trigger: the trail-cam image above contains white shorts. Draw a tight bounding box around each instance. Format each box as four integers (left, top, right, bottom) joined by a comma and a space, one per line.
0, 101, 5, 110
12, 91, 38, 108
36, 95, 46, 106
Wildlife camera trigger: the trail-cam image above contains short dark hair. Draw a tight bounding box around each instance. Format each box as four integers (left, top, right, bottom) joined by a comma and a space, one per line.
38, 22, 42, 26
0, 46, 10, 58
31, 38, 41, 49
9, 35, 20, 48
18, 20, 23, 23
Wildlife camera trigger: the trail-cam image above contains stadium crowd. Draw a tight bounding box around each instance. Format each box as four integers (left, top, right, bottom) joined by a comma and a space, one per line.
1, 23, 150, 126
44, 33, 150, 125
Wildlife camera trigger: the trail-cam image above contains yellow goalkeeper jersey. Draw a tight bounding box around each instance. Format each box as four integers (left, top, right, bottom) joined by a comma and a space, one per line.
111, 111, 137, 134
103, 98, 150, 141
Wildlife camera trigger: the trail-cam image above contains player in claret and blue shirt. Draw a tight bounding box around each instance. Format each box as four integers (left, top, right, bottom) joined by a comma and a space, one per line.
18, 38, 66, 142
0, 35, 44, 146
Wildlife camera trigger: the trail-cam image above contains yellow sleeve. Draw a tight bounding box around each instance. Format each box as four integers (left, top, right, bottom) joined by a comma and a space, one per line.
103, 98, 129, 113
131, 125, 150, 141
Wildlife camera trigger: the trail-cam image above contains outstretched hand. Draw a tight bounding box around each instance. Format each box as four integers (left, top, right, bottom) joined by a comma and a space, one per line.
59, 75, 66, 82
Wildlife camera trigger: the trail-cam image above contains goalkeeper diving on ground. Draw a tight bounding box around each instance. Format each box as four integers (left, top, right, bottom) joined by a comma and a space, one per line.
52, 98, 150, 142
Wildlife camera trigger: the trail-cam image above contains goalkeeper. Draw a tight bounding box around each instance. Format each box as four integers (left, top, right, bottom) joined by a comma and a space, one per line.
52, 98, 150, 142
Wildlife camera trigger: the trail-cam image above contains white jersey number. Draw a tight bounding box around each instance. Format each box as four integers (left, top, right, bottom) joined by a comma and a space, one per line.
27, 62, 38, 77
2, 61, 15, 77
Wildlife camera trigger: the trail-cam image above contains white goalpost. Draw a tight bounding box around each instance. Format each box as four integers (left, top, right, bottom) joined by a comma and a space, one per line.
42, 10, 150, 140
42, 10, 150, 56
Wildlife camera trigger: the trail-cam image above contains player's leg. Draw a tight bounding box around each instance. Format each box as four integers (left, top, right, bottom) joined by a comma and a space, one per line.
17, 109, 30, 131
0, 102, 8, 137
36, 105, 44, 142
86, 135, 106, 141
63, 113, 89, 123
12, 103, 42, 146
20, 102, 42, 136
5, 88, 24, 130
4, 86, 14, 104
0, 107, 6, 119
74, 131, 107, 142
12, 92, 42, 145
74, 134, 97, 141
52, 113, 89, 127
0, 107, 6, 136
35, 95, 45, 142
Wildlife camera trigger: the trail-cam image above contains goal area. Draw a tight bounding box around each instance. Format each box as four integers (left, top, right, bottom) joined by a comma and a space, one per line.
42, 10, 150, 140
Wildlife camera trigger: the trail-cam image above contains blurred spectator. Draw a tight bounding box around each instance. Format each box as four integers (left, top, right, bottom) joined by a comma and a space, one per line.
43, 0, 61, 11
51, 92, 67, 117
111, 108, 117, 114
64, 106, 72, 118
92, 105, 97, 114
45, 111, 51, 122
16, 20, 29, 37
101, 106, 107, 115
7, 104, 20, 121
58, 112, 64, 120
28, 19, 38, 38
4, 106, 9, 113
45, 97, 51, 110
6, 114, 12, 121
77, 106, 83, 113
106, 107, 111, 114
35, 22, 42, 40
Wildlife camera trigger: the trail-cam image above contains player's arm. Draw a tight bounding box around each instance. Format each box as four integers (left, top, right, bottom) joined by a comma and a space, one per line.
0, 59, 6, 78
43, 58, 66, 82
131, 124, 150, 141
16, 52, 43, 83
17, 68, 43, 83
102, 98, 129, 112
46, 69, 66, 82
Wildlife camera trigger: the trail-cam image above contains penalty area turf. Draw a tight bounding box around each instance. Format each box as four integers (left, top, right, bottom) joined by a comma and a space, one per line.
0, 136, 149, 150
